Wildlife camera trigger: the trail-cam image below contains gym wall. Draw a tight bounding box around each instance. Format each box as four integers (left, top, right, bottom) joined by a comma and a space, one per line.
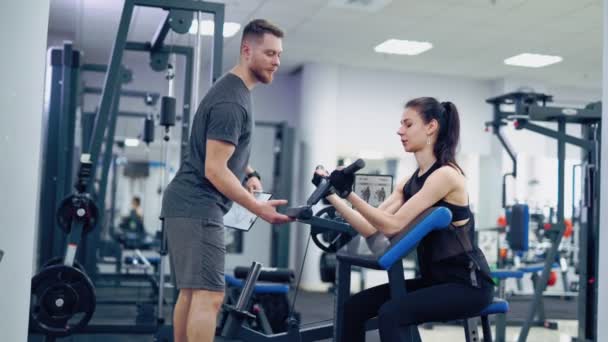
0, 1, 51, 341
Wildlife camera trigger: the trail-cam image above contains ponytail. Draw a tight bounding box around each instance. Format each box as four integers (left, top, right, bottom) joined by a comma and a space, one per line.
405, 97, 463, 174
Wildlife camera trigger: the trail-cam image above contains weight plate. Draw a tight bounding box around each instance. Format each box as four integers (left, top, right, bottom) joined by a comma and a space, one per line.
30, 265, 96, 337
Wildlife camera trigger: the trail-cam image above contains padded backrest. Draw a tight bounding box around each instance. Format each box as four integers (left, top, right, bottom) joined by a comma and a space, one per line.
378, 207, 452, 270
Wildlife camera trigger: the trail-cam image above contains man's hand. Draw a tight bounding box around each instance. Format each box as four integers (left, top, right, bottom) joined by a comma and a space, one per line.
245, 176, 263, 193
255, 199, 294, 224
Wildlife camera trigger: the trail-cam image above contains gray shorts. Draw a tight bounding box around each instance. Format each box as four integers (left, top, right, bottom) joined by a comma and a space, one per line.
165, 217, 225, 291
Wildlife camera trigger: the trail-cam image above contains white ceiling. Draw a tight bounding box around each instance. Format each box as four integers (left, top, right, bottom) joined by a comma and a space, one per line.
48, 0, 603, 89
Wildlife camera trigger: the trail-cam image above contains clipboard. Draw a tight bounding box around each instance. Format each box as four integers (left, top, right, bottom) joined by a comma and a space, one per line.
223, 192, 272, 231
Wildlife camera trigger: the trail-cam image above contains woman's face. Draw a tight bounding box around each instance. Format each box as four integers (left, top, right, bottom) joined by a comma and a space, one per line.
397, 107, 435, 153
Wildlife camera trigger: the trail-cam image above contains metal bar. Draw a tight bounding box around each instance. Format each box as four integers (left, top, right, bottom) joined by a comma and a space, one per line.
118, 111, 149, 118
272, 123, 294, 267
151, 11, 171, 51
572, 164, 582, 223
463, 318, 480, 342
517, 120, 569, 342
235, 262, 263, 310
64, 45, 80, 206
87, 0, 134, 194
97, 87, 122, 223
237, 322, 334, 341
82, 64, 132, 84
83, 88, 121, 280
180, 46, 193, 163
527, 104, 601, 123
495, 127, 517, 177
82, 63, 109, 73
481, 316, 492, 341
211, 6, 224, 81
221, 262, 263, 337
557, 120, 566, 228
495, 124, 517, 208
125, 41, 151, 52
518, 121, 595, 151
84, 111, 149, 119
334, 259, 351, 342
81, 112, 95, 153
40, 48, 66, 265
84, 87, 160, 104
387, 263, 421, 341
134, 0, 224, 13
109, 154, 118, 244
55, 43, 74, 230
125, 41, 195, 54
582, 125, 600, 341
32, 324, 164, 335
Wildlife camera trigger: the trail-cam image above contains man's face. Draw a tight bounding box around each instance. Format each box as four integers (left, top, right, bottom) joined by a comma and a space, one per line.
244, 33, 282, 84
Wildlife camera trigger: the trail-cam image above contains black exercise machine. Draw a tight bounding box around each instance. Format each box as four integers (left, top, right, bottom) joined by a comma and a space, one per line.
216, 159, 509, 342
486, 92, 601, 342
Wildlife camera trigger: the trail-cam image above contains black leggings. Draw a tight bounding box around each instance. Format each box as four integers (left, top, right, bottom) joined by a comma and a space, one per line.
341, 278, 494, 342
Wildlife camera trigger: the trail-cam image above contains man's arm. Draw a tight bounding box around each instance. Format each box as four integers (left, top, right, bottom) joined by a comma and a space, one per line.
205, 139, 291, 224
244, 165, 263, 192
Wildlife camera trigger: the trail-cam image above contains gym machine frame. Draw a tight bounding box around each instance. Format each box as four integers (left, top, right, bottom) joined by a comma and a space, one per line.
80, 42, 195, 281
73, 0, 223, 335
486, 92, 600, 342
80, 66, 163, 298
30, 0, 224, 340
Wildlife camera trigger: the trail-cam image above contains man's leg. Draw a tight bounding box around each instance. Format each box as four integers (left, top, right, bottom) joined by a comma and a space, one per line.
187, 289, 225, 342
173, 288, 192, 342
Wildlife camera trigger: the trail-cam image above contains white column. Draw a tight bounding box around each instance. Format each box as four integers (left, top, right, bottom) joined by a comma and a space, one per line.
294, 64, 339, 291
477, 137, 504, 228
597, 1, 608, 339
0, 1, 50, 340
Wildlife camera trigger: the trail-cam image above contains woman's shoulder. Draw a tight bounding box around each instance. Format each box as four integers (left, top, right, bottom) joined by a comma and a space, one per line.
396, 175, 410, 189
434, 164, 462, 177
428, 164, 465, 186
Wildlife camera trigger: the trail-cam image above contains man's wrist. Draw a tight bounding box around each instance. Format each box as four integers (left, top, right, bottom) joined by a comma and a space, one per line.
245, 170, 261, 182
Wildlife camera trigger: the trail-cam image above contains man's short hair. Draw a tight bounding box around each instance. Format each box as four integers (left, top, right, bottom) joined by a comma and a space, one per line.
241, 19, 284, 46
132, 196, 141, 206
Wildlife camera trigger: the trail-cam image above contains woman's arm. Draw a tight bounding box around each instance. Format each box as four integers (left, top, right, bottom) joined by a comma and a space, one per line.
325, 194, 378, 237
319, 175, 408, 237
377, 177, 408, 214
348, 167, 459, 237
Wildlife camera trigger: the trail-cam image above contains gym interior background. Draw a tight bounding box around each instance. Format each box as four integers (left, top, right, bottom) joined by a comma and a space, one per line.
1, 0, 608, 341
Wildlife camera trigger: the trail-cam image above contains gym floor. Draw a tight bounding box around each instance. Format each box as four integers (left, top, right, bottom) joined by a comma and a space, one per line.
31, 287, 577, 341
294, 291, 578, 342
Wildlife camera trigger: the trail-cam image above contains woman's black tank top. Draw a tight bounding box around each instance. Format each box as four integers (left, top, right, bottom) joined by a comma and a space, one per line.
402, 162, 494, 287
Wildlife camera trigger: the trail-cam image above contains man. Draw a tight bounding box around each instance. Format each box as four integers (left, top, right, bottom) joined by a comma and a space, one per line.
160, 19, 292, 342
119, 196, 144, 233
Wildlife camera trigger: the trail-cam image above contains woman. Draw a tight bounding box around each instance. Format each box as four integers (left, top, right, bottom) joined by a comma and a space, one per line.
319, 97, 494, 341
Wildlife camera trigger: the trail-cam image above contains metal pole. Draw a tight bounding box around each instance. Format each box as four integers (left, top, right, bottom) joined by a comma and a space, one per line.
180, 47, 193, 163
192, 11, 202, 116
157, 136, 169, 322
517, 120, 568, 342
87, 0, 134, 193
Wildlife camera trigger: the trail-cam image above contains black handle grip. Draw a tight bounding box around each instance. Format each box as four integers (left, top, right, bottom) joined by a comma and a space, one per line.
307, 178, 331, 206
342, 159, 366, 175
286, 206, 313, 220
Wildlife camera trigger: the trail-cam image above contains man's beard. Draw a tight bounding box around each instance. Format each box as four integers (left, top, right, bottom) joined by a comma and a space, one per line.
251, 65, 273, 84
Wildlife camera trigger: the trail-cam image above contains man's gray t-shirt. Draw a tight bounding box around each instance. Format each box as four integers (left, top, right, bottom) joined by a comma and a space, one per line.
161, 73, 253, 222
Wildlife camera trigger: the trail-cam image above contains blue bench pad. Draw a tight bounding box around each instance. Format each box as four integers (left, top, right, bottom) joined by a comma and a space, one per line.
225, 275, 289, 294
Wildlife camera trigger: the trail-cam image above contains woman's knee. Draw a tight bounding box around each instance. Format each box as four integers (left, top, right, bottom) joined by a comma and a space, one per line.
378, 300, 413, 326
